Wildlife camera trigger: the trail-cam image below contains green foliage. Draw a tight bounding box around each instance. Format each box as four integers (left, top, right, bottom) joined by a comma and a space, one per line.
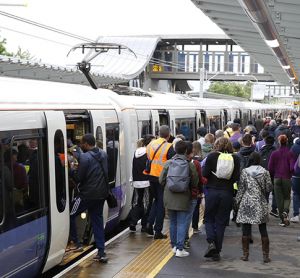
208, 81, 252, 99
0, 37, 13, 56
0, 36, 33, 59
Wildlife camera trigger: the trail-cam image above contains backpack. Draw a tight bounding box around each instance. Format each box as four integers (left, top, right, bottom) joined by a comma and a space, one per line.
166, 156, 190, 193
212, 153, 234, 180
294, 154, 300, 176
259, 145, 275, 170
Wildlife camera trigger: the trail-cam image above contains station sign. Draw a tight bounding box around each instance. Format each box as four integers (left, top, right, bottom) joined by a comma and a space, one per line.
251, 84, 266, 100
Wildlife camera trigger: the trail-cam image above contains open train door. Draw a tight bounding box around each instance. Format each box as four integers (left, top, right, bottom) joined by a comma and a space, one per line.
43, 111, 69, 272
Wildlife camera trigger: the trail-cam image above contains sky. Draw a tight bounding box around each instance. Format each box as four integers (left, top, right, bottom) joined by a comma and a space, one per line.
0, 0, 224, 64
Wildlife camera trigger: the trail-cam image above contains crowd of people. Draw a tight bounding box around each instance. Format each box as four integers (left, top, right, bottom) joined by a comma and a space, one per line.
128, 112, 300, 263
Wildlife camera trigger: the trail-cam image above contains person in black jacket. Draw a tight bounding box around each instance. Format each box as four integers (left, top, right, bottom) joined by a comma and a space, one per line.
69, 134, 109, 263
237, 134, 255, 173
129, 135, 154, 232
275, 120, 292, 146
203, 137, 240, 261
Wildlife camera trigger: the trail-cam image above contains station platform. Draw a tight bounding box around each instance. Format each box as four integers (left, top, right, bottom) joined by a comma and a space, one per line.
62, 215, 300, 278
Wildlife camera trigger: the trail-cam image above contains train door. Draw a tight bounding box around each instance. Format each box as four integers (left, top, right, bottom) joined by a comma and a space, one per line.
158, 109, 169, 127
168, 110, 176, 136
196, 110, 201, 130
200, 110, 207, 128
151, 110, 160, 136
136, 110, 152, 138
44, 111, 69, 271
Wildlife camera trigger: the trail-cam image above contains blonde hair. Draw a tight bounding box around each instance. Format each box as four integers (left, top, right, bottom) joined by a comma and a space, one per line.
214, 137, 233, 153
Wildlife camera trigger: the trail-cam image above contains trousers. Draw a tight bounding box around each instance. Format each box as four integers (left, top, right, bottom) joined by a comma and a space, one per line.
242, 223, 268, 237
274, 178, 291, 220
169, 209, 189, 250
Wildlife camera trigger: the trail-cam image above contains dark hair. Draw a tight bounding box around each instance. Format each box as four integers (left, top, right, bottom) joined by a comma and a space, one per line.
248, 120, 253, 125
82, 133, 96, 146
185, 141, 193, 156
233, 118, 241, 125
175, 140, 187, 155
197, 127, 207, 137
214, 137, 233, 153
143, 134, 155, 146
159, 125, 170, 139
261, 130, 269, 139
232, 123, 240, 132
247, 152, 261, 167
265, 136, 275, 145
282, 120, 288, 125
242, 134, 252, 146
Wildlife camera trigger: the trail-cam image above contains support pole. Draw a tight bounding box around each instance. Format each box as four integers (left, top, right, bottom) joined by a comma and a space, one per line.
199, 67, 205, 98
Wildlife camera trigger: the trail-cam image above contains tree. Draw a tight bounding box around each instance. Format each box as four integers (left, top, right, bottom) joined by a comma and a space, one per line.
0, 36, 33, 60
208, 81, 252, 99
0, 37, 13, 56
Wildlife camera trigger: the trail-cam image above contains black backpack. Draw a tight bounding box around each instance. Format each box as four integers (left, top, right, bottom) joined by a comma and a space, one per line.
259, 145, 276, 170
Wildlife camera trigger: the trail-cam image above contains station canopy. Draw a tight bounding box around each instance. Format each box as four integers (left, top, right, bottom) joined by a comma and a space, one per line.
191, 0, 300, 88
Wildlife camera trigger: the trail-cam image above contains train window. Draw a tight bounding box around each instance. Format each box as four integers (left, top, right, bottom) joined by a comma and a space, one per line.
208, 116, 220, 134
141, 121, 151, 137
106, 124, 119, 187
175, 118, 196, 141
155, 122, 159, 136
54, 130, 66, 213
96, 126, 104, 149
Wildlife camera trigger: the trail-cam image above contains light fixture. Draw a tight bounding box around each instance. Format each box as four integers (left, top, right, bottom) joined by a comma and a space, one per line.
265, 39, 279, 48
81, 212, 87, 219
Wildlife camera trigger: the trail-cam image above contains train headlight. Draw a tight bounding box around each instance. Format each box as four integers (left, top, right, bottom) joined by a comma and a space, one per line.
81, 212, 87, 219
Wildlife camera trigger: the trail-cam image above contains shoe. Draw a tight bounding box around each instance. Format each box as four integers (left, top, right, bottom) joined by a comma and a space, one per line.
141, 226, 147, 233
172, 247, 177, 254
146, 225, 154, 237
129, 225, 136, 233
261, 237, 271, 263
282, 212, 290, 226
270, 210, 279, 218
204, 242, 217, 258
175, 249, 190, 257
241, 236, 249, 261
212, 253, 221, 261
290, 215, 299, 223
68, 243, 84, 252
184, 239, 190, 249
279, 222, 286, 227
93, 254, 108, 263
193, 228, 200, 234
154, 233, 168, 240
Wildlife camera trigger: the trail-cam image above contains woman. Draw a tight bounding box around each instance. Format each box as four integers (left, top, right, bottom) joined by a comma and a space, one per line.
129, 135, 154, 232
268, 135, 295, 227
235, 152, 272, 263
202, 137, 240, 261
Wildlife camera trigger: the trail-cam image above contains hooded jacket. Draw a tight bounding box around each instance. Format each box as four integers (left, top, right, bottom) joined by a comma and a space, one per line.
236, 165, 272, 224
291, 138, 300, 158
202, 143, 213, 158
237, 146, 255, 172
275, 125, 292, 145
75, 148, 109, 200
132, 147, 150, 188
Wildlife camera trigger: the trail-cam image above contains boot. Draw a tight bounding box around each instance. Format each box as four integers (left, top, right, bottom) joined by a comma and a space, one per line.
241, 236, 249, 261
261, 236, 271, 263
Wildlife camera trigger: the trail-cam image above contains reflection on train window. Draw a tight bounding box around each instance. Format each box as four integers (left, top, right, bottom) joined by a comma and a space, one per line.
106, 124, 119, 187
175, 118, 196, 141
140, 120, 151, 137
4, 137, 45, 217
208, 116, 220, 134
155, 122, 159, 136
96, 126, 104, 149
200, 111, 206, 127
54, 130, 66, 213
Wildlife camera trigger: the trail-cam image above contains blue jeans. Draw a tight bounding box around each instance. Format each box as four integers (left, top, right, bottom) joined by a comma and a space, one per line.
148, 181, 164, 233
169, 209, 189, 251
205, 189, 233, 253
292, 177, 300, 217
185, 199, 198, 239
70, 198, 105, 256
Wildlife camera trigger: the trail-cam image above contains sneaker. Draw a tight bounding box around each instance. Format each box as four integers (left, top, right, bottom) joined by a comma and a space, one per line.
154, 233, 168, 240
270, 210, 279, 218
129, 225, 136, 233
204, 242, 217, 258
175, 249, 190, 257
146, 225, 154, 237
212, 253, 221, 261
172, 247, 177, 254
193, 228, 200, 234
290, 215, 299, 223
93, 254, 108, 263
68, 243, 84, 252
141, 226, 147, 233
279, 222, 286, 227
184, 239, 190, 249
282, 212, 290, 226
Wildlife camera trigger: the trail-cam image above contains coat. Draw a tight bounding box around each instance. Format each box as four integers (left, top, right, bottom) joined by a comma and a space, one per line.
235, 166, 272, 224
159, 154, 199, 211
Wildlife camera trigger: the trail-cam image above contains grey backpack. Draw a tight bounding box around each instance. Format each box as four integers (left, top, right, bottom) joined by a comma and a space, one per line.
166, 156, 190, 193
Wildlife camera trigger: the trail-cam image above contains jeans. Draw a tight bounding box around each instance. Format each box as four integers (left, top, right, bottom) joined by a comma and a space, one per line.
292, 177, 300, 217
148, 181, 165, 233
169, 209, 189, 250
274, 178, 292, 220
266, 190, 278, 212
192, 198, 201, 229
242, 223, 268, 237
205, 188, 233, 253
185, 199, 198, 239
70, 198, 105, 256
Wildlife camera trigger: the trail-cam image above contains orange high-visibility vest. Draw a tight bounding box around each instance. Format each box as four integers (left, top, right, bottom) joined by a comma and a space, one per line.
146, 137, 172, 177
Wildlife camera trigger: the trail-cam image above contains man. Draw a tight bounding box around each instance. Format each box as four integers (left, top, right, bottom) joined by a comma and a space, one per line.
70, 134, 109, 263
202, 133, 215, 158
255, 130, 269, 152
255, 115, 264, 134
291, 118, 300, 139
197, 127, 207, 147
146, 125, 175, 239
230, 123, 242, 145
224, 121, 233, 139
275, 120, 292, 146
237, 134, 255, 172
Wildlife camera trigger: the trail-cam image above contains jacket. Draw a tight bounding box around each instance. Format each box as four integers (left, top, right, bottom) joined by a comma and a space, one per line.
202, 152, 240, 193
268, 125, 277, 138
159, 154, 198, 211
132, 147, 149, 188
236, 166, 272, 224
291, 125, 300, 138
237, 146, 255, 172
202, 143, 213, 158
291, 138, 300, 158
268, 146, 295, 179
146, 137, 173, 180
259, 144, 276, 170
75, 148, 109, 200
275, 125, 292, 146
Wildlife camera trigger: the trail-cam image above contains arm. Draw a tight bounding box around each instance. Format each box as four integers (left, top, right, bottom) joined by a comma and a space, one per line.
202, 153, 214, 178
235, 170, 246, 206
75, 153, 89, 183
159, 163, 169, 187
264, 171, 273, 194
268, 152, 275, 178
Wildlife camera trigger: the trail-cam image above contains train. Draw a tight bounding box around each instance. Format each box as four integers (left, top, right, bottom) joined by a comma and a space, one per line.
0, 77, 292, 277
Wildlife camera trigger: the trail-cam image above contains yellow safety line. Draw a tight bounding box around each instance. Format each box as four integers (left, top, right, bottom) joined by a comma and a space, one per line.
146, 250, 174, 278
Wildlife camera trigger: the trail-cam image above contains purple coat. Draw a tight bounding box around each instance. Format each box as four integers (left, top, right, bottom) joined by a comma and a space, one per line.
268, 146, 296, 179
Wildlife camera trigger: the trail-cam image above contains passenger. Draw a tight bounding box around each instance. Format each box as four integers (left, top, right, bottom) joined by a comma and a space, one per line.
230, 123, 242, 145
197, 127, 207, 147
290, 115, 296, 127
237, 134, 255, 172
69, 134, 109, 263
129, 135, 154, 232
245, 121, 257, 138
275, 120, 292, 147
202, 133, 215, 158
224, 121, 233, 139
255, 130, 269, 152
145, 125, 175, 239
159, 140, 198, 257
268, 120, 277, 138
172, 137, 183, 149
176, 134, 186, 141
291, 118, 300, 139
235, 152, 272, 263
215, 129, 224, 139
192, 141, 202, 162
184, 142, 204, 248
268, 135, 295, 227
255, 115, 264, 134
203, 137, 240, 261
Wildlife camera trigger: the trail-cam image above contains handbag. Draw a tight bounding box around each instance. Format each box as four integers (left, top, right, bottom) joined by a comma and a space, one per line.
144, 141, 165, 174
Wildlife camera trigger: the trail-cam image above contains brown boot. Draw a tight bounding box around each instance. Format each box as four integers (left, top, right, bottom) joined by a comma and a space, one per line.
241, 236, 249, 261
261, 236, 271, 263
